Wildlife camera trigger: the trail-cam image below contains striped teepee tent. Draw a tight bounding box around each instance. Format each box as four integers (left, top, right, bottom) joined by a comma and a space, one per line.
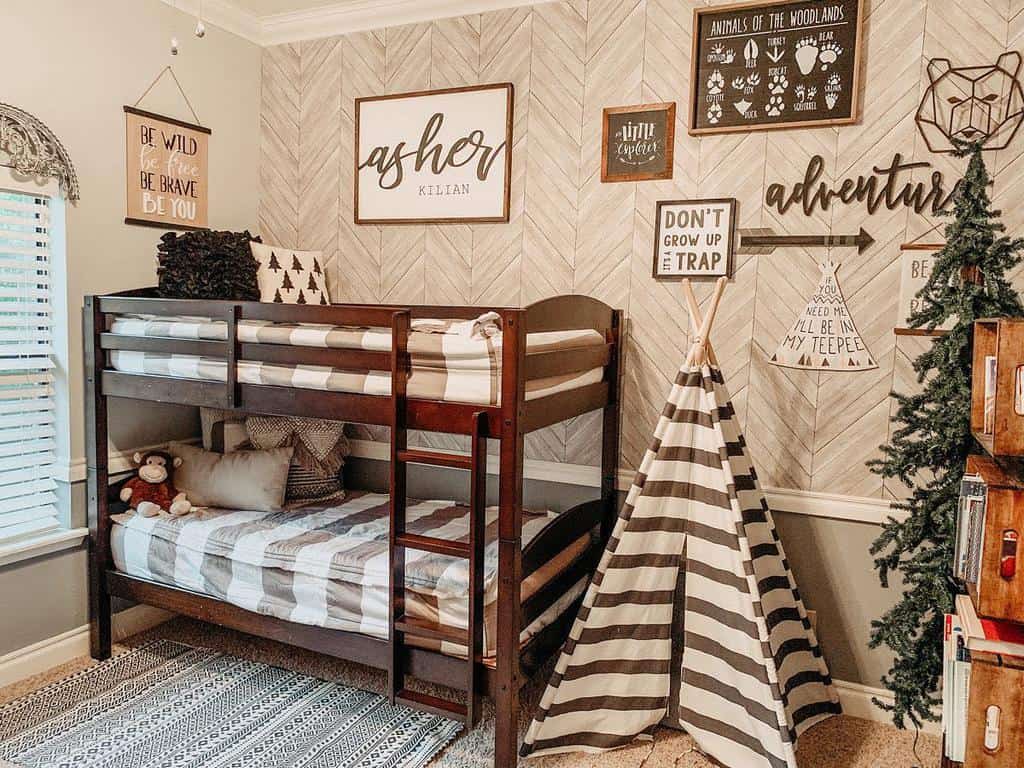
521, 279, 840, 768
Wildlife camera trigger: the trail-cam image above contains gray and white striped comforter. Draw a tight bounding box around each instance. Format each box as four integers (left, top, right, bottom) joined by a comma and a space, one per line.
111, 492, 589, 658
521, 365, 839, 767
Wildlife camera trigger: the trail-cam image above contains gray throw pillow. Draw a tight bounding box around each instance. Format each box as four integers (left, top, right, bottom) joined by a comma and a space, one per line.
169, 441, 293, 512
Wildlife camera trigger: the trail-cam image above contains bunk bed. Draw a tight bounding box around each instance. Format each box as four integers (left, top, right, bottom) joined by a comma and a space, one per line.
85, 288, 622, 768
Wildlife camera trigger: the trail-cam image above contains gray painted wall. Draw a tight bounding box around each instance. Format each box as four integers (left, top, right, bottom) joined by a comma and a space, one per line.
0, 0, 262, 658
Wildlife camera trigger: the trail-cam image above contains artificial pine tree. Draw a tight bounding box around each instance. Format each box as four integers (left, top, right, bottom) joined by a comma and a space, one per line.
869, 144, 1024, 728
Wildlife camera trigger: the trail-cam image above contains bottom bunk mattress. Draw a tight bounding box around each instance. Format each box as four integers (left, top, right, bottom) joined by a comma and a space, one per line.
111, 491, 590, 660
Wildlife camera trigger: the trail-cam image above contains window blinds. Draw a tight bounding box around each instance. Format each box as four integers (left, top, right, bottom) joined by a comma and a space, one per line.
0, 190, 58, 544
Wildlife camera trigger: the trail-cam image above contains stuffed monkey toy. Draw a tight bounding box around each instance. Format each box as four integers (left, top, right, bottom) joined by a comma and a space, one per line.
119, 450, 192, 517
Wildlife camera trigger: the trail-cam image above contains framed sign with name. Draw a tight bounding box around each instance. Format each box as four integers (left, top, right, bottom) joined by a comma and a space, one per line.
689, 0, 864, 135
124, 106, 210, 230
601, 102, 676, 183
354, 83, 514, 225
653, 198, 737, 280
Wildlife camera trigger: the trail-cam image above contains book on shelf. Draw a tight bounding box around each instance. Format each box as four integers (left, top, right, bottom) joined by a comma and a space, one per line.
955, 592, 1024, 657
955, 474, 987, 584
984, 354, 997, 434
942, 611, 971, 763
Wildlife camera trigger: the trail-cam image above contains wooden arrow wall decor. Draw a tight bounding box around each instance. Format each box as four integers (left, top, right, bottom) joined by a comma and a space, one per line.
737, 227, 875, 255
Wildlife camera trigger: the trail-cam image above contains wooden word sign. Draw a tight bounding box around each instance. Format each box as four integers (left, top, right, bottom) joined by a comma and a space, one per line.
653, 198, 737, 280
124, 106, 210, 231
355, 83, 513, 225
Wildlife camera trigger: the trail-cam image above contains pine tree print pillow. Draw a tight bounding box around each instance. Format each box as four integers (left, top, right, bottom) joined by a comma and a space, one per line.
250, 242, 330, 306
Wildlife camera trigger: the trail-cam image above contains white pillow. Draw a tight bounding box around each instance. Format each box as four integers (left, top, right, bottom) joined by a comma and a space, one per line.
250, 242, 330, 305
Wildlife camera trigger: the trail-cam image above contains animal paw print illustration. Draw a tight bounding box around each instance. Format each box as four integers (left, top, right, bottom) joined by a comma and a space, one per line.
731, 76, 747, 90
711, 43, 736, 63
707, 102, 723, 124
766, 95, 785, 117
818, 41, 843, 70
746, 72, 761, 88
795, 84, 805, 101
707, 69, 725, 95
824, 72, 841, 110
795, 36, 819, 76
807, 86, 818, 99
768, 72, 789, 95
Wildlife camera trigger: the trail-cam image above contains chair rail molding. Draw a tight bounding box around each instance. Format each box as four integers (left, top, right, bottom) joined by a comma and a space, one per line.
346, 440, 903, 525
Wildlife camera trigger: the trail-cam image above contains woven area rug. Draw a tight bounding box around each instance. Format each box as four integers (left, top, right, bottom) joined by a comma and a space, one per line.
0, 640, 461, 768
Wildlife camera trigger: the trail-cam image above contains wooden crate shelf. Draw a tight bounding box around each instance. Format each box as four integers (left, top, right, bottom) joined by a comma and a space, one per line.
965, 455, 1024, 624
971, 319, 1024, 458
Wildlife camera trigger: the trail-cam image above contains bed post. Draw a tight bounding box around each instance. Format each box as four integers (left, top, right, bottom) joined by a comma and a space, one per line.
496, 308, 525, 767
600, 309, 623, 545
84, 296, 112, 660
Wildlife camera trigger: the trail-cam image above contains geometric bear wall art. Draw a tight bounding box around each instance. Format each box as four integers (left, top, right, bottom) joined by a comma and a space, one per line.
916, 51, 1024, 154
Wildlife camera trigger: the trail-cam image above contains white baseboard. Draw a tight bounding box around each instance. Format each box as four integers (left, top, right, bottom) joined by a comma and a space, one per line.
0, 605, 174, 689
833, 679, 941, 735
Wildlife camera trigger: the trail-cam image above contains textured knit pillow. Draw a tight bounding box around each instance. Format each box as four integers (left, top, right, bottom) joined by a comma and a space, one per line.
250, 242, 329, 306
245, 415, 348, 504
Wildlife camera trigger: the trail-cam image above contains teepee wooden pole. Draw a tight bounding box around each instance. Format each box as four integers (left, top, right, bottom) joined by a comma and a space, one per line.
682, 280, 720, 367
685, 277, 727, 367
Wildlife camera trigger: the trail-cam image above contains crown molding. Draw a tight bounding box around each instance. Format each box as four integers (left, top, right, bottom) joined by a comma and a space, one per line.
260, 0, 544, 45
158, 0, 547, 47
157, 0, 264, 45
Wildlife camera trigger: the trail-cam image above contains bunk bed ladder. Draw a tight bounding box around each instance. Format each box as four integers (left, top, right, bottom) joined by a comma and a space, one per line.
388, 313, 486, 727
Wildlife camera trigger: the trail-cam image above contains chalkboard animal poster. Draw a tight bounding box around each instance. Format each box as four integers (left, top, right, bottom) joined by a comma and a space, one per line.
124, 106, 210, 231
915, 52, 1024, 154
689, 0, 864, 135
601, 102, 676, 183
770, 261, 876, 370
355, 83, 513, 225
652, 198, 736, 279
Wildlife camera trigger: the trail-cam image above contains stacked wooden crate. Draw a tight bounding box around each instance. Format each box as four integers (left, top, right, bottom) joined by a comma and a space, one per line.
945, 319, 1024, 767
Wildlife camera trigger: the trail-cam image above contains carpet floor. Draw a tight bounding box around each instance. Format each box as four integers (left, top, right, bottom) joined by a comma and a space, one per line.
0, 617, 940, 768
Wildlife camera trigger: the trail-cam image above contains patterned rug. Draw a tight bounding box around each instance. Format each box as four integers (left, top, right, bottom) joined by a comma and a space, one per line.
0, 640, 461, 768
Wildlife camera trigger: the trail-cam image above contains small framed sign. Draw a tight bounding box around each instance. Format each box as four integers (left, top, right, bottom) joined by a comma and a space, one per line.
355, 83, 513, 225
653, 198, 737, 280
124, 106, 210, 230
601, 102, 676, 183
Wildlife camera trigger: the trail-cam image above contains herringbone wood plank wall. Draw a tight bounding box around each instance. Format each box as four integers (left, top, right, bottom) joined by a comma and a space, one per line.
259, 0, 1024, 500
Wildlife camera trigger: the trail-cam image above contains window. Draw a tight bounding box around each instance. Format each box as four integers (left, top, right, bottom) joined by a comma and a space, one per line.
0, 187, 58, 544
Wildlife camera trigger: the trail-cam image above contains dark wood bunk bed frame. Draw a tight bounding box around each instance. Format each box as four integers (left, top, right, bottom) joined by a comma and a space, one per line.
85, 288, 622, 767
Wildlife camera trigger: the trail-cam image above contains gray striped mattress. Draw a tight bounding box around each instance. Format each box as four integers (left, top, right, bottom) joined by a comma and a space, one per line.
108, 314, 606, 405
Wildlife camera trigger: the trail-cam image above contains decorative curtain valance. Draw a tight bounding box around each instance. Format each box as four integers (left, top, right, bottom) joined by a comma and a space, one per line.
0, 103, 79, 201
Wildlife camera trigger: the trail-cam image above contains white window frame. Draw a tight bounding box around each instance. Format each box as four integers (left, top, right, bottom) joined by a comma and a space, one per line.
0, 165, 85, 566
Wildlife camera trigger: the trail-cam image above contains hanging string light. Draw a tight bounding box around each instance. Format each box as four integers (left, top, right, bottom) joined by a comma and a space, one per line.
195, 0, 206, 38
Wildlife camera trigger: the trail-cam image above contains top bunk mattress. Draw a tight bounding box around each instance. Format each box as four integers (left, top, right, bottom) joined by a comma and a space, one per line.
108, 313, 606, 405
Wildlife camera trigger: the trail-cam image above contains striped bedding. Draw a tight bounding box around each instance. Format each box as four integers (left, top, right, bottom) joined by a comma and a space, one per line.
111, 491, 591, 660
107, 313, 607, 405
521, 365, 839, 767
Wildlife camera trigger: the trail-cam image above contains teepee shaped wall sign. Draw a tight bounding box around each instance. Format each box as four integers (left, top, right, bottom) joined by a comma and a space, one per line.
770, 260, 877, 371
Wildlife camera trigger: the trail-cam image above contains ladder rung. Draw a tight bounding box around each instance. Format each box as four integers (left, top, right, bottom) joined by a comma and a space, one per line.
396, 448, 473, 470
396, 688, 467, 723
394, 614, 466, 644
395, 532, 471, 558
